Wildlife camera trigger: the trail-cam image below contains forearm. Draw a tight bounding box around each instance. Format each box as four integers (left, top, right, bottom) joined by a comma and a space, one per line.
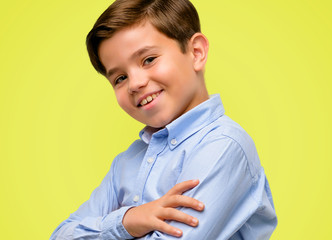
50, 206, 133, 240
50, 155, 134, 240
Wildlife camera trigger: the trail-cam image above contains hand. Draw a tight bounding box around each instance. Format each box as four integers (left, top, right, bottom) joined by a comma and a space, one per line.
122, 179, 204, 238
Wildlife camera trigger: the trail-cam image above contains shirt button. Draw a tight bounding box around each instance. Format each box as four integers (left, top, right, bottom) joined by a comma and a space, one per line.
147, 157, 154, 163
171, 138, 177, 145
133, 195, 139, 202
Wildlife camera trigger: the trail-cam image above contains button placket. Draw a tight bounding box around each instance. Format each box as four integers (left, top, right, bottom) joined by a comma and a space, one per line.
134, 132, 168, 205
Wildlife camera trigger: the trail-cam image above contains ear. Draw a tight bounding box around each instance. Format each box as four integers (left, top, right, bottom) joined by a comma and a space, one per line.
189, 33, 209, 72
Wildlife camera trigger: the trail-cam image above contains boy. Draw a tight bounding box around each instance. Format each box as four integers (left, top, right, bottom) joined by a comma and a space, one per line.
51, 0, 277, 239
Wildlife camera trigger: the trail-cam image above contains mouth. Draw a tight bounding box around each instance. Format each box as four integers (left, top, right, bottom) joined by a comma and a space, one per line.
137, 91, 162, 107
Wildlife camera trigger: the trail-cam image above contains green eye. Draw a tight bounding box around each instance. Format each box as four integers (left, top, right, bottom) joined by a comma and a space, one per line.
115, 75, 127, 85
143, 57, 156, 65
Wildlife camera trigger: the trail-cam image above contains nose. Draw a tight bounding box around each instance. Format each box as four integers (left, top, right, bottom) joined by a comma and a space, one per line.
127, 70, 149, 94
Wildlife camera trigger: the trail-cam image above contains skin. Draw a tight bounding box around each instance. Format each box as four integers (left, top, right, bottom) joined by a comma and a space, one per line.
98, 20, 210, 237
98, 20, 210, 128
123, 180, 205, 237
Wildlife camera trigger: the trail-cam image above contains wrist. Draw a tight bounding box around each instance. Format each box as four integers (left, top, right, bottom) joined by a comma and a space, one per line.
122, 207, 139, 237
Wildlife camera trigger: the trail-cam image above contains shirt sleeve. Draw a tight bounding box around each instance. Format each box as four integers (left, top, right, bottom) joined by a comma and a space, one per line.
138, 136, 277, 240
50, 154, 134, 240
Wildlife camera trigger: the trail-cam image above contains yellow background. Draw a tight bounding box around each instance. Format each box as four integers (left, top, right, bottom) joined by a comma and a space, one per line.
0, 0, 331, 239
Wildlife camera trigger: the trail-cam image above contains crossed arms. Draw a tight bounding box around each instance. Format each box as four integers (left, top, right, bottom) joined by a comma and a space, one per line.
51, 137, 276, 239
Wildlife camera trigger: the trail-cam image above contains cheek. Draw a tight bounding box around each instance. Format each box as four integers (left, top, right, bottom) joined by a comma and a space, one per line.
153, 59, 177, 79
115, 91, 130, 111
158, 57, 193, 83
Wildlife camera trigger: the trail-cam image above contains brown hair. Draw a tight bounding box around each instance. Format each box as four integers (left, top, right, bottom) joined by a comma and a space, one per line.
86, 0, 201, 76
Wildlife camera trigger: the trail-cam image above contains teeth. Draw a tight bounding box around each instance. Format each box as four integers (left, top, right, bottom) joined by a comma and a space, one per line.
140, 92, 160, 106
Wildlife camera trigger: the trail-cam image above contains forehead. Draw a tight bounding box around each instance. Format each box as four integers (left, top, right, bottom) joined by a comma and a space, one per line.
98, 21, 181, 67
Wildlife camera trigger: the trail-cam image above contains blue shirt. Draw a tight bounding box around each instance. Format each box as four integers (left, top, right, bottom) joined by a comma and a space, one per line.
51, 94, 277, 240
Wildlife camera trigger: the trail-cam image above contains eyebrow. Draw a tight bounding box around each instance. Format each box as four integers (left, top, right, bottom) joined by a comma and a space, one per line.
106, 46, 159, 78
106, 67, 120, 79
131, 46, 158, 60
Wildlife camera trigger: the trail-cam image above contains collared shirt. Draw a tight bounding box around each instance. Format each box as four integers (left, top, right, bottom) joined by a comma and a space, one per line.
50, 94, 277, 240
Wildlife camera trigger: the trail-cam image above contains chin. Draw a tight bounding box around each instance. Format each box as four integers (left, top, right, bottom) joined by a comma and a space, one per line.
145, 118, 172, 129
146, 122, 167, 129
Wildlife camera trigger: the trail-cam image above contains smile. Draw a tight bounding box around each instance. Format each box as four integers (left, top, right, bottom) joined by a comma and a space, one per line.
139, 92, 161, 107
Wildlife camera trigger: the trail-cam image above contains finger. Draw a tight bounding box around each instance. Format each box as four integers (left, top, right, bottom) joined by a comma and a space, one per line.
161, 208, 199, 227
166, 179, 200, 195
163, 195, 205, 211
153, 219, 183, 238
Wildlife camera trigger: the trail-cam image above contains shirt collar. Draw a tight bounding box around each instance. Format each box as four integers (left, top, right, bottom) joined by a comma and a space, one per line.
139, 94, 225, 148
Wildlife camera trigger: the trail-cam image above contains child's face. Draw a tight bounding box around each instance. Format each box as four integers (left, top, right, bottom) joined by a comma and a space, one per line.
98, 21, 208, 128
